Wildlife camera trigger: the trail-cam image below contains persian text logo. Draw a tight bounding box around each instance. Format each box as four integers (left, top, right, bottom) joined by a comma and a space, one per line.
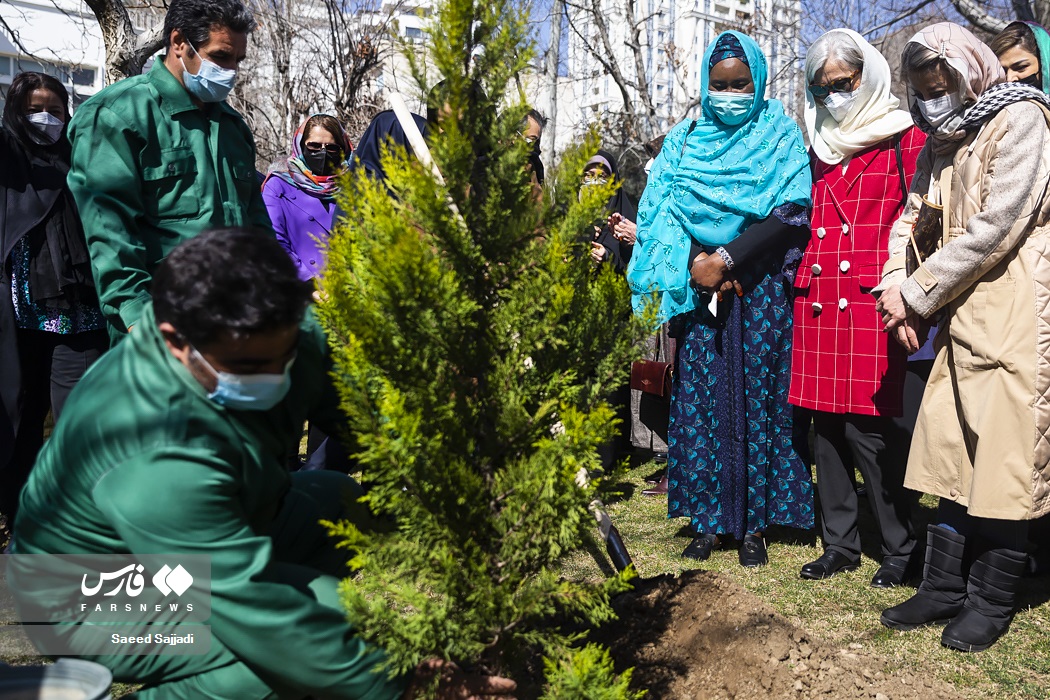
81, 564, 194, 598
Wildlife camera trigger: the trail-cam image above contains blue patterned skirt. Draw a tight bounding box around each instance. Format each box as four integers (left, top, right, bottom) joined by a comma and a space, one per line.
667, 267, 814, 540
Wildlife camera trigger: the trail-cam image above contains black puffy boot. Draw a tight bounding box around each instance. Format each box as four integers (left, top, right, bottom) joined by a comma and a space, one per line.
941, 546, 1028, 652
881, 525, 967, 631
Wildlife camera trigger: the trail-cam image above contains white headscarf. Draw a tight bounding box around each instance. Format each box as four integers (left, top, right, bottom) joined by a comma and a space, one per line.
805, 29, 915, 165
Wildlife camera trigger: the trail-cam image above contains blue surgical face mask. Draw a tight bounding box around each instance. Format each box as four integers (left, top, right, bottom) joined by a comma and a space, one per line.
190, 346, 294, 411
181, 41, 237, 103
707, 91, 754, 126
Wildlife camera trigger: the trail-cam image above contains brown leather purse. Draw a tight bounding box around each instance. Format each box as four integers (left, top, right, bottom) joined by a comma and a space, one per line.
631, 360, 673, 399
907, 197, 943, 275
906, 165, 952, 276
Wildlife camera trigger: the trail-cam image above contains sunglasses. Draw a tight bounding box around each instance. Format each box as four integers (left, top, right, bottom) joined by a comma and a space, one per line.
304, 142, 343, 154
808, 69, 860, 100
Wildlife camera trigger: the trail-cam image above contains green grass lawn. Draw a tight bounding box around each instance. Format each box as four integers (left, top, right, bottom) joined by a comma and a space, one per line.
562, 456, 1050, 700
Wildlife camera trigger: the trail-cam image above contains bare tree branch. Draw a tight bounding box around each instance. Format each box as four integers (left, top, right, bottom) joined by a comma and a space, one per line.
950, 0, 1008, 33
0, 12, 39, 57
1012, 0, 1036, 22
862, 0, 936, 36
622, 0, 657, 139
82, 0, 155, 81
566, 0, 641, 113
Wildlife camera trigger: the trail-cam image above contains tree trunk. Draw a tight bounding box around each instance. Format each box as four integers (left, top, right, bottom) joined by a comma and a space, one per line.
544, 0, 562, 175
84, 0, 164, 83
950, 0, 1008, 34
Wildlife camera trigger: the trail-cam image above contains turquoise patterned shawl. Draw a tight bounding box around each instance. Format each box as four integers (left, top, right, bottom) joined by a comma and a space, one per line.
627, 31, 812, 322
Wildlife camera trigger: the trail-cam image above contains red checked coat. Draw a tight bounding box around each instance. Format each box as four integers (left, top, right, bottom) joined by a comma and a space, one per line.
789, 125, 926, 417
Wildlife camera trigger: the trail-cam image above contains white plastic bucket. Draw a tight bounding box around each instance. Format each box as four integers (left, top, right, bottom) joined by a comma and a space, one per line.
0, 659, 113, 699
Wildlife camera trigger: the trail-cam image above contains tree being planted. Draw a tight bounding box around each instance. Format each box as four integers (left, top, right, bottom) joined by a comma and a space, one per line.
314, 0, 653, 692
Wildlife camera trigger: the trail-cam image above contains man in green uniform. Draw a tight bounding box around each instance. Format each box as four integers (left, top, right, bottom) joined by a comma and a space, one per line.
66, 0, 273, 337
8, 229, 516, 700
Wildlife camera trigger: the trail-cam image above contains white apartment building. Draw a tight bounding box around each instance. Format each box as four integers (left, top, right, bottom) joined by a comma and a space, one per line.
0, 0, 106, 111
561, 0, 802, 141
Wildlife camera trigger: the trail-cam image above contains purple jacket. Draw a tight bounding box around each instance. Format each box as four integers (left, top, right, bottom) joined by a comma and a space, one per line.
262, 176, 338, 281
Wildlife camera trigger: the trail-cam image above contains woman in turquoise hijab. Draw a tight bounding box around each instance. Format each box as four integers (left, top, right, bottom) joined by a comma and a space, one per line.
991, 21, 1050, 94
628, 31, 814, 567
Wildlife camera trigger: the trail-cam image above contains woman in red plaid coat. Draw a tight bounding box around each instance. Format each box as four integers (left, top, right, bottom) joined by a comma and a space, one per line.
789, 29, 928, 586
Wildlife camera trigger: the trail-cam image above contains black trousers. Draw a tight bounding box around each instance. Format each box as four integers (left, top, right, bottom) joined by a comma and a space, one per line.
0, 328, 108, 519
812, 362, 931, 562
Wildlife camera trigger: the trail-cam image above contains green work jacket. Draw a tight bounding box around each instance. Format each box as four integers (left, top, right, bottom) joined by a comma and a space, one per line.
66, 60, 274, 333
12, 304, 404, 699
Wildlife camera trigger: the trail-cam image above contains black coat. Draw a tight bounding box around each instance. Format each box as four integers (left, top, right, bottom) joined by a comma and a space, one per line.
0, 127, 75, 472
590, 149, 637, 274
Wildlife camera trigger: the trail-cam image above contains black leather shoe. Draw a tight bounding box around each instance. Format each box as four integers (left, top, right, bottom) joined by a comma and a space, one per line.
800, 550, 860, 580
682, 534, 719, 561
871, 557, 913, 588
739, 534, 768, 568
642, 475, 668, 497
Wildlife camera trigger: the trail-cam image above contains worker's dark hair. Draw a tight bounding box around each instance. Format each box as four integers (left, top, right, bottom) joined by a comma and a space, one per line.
163, 0, 256, 50
153, 228, 312, 346
525, 108, 548, 128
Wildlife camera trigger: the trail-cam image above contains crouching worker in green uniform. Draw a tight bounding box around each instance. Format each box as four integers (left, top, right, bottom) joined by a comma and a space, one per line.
7, 228, 516, 700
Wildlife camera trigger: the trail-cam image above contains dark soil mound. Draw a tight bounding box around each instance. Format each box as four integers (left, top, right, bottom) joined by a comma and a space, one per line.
602, 570, 960, 699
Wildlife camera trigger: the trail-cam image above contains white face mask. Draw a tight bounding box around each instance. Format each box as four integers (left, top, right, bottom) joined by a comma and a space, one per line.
917, 92, 963, 128
823, 90, 858, 123
26, 111, 64, 144
643, 157, 655, 177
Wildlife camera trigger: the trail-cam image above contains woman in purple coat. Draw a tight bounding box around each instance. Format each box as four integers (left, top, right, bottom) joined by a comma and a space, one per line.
263, 114, 353, 281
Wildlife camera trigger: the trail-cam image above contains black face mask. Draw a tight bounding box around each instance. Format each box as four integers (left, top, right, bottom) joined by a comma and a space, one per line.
303, 150, 340, 176
1019, 72, 1043, 90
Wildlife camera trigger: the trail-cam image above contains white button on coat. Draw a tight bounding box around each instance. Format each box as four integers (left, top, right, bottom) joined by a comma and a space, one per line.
811, 263, 822, 275
838, 298, 848, 310
816, 227, 826, 239
842, 223, 850, 235
840, 260, 850, 273
812, 302, 822, 313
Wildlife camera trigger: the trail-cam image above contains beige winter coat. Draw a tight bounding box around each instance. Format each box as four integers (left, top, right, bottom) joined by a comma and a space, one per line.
877, 101, 1050, 520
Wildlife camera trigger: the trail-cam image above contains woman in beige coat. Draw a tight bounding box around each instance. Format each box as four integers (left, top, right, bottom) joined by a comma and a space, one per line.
874, 22, 1050, 653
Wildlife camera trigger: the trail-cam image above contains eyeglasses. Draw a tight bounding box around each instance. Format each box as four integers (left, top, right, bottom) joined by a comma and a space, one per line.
582, 175, 609, 186
808, 69, 860, 100
304, 142, 342, 155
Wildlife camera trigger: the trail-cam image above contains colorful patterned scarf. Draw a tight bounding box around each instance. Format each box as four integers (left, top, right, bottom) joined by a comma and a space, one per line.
709, 33, 748, 68
269, 114, 353, 199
